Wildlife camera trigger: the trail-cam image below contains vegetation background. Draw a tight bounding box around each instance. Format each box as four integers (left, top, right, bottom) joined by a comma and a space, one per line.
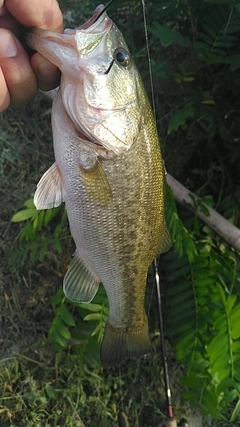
1, 0, 240, 426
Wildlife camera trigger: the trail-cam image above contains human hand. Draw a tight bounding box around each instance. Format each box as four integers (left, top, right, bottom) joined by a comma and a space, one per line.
0, 0, 63, 112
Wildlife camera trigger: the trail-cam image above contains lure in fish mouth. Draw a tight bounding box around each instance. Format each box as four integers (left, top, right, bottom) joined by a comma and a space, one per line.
26, 4, 171, 367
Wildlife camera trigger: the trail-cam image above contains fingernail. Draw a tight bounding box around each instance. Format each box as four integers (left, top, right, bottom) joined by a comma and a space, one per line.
0, 30, 18, 57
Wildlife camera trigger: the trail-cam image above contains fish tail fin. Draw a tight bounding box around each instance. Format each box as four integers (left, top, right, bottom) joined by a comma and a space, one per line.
100, 321, 153, 368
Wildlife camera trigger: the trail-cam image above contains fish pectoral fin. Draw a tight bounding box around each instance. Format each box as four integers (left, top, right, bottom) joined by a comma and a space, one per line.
34, 162, 64, 210
79, 161, 112, 205
63, 252, 100, 303
157, 222, 172, 255
100, 321, 153, 368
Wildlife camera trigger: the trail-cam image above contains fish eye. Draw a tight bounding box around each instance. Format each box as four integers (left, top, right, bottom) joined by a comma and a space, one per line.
114, 47, 130, 68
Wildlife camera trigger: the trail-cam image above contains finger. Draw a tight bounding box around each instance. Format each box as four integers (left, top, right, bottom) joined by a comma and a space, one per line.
0, 66, 10, 112
5, 0, 63, 31
0, 29, 38, 107
5, 0, 63, 92
0, 1, 7, 16
0, 11, 23, 37
31, 52, 61, 91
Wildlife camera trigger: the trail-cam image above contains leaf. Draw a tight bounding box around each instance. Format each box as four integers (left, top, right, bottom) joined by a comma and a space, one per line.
183, 390, 199, 402
50, 288, 63, 305
230, 398, 240, 422
84, 313, 102, 321
78, 303, 102, 313
39, 241, 48, 262
34, 209, 45, 231
198, 203, 210, 217
168, 106, 195, 133
45, 384, 57, 400
57, 319, 71, 340
180, 373, 204, 388
58, 304, 76, 327
230, 323, 240, 339
167, 280, 191, 296
207, 333, 228, 364
24, 198, 35, 209
169, 289, 193, 305
54, 238, 62, 254
201, 389, 221, 419
168, 265, 190, 281
220, 389, 238, 407
149, 23, 190, 47
24, 390, 39, 400
232, 340, 240, 354
49, 328, 66, 347
11, 208, 38, 222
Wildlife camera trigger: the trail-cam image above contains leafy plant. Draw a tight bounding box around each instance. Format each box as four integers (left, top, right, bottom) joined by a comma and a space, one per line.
163, 187, 240, 421
11, 198, 69, 264
49, 284, 109, 368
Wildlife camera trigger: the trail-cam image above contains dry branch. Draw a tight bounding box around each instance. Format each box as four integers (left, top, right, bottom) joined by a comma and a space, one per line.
167, 174, 240, 251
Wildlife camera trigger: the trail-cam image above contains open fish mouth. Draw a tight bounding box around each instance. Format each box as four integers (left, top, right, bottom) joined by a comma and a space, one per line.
78, 4, 110, 30
26, 5, 140, 155
25, 4, 112, 57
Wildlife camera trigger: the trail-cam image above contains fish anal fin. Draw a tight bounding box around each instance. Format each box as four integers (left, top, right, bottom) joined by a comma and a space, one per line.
100, 321, 153, 368
157, 222, 172, 255
63, 253, 100, 303
34, 162, 64, 210
79, 161, 112, 206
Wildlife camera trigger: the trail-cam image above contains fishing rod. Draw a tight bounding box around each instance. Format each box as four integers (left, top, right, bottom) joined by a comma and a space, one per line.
153, 257, 177, 427
153, 257, 189, 427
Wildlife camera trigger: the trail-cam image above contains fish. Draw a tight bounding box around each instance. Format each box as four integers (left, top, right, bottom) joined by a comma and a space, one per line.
26, 4, 171, 367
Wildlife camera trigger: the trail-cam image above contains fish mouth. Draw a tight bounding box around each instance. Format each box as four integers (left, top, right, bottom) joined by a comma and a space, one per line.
78, 4, 107, 30
26, 6, 135, 156
26, 5, 112, 55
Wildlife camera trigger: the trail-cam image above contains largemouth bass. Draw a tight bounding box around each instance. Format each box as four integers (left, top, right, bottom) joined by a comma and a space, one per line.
26, 4, 171, 367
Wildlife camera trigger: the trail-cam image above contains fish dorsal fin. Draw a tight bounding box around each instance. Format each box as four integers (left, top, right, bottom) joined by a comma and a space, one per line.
34, 162, 64, 210
63, 252, 100, 303
79, 161, 112, 205
157, 223, 172, 255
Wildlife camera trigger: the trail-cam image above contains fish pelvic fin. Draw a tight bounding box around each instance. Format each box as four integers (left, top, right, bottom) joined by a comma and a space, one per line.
34, 162, 64, 209
79, 161, 112, 206
63, 252, 100, 303
100, 321, 153, 368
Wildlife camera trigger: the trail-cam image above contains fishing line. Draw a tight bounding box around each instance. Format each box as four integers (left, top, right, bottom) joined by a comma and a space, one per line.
141, 3, 178, 426
128, 0, 159, 415
93, 0, 117, 22
141, 0, 156, 120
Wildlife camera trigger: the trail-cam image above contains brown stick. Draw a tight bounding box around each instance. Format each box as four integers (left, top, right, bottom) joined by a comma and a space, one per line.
166, 174, 240, 251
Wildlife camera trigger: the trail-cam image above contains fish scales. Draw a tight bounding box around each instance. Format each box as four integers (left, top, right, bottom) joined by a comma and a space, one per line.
26, 4, 171, 367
